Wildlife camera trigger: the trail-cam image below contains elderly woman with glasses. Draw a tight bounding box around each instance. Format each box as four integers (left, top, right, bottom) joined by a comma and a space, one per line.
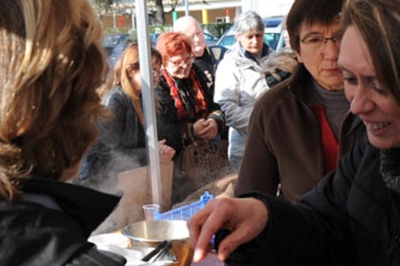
155, 32, 227, 204
235, 0, 364, 203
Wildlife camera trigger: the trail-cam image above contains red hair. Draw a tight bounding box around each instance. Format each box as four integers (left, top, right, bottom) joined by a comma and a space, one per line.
156, 32, 192, 66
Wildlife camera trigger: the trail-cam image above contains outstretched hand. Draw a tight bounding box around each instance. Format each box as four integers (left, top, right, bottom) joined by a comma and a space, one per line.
187, 197, 269, 262
158, 139, 175, 163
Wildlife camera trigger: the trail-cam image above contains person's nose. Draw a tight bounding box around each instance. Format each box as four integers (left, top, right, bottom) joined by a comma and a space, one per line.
181, 61, 191, 70
251, 36, 259, 44
322, 40, 340, 60
346, 85, 374, 115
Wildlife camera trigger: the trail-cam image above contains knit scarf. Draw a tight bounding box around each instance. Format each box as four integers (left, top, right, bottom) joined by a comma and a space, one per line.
380, 148, 400, 194
162, 68, 208, 120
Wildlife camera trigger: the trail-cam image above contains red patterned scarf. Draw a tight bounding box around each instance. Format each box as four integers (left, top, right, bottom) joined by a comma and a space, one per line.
162, 68, 208, 120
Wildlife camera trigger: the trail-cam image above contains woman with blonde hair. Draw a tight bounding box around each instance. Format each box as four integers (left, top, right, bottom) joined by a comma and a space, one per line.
0, 0, 127, 265
78, 43, 175, 191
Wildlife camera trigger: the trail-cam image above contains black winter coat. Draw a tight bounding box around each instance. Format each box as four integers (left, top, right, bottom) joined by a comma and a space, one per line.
78, 87, 147, 183
221, 135, 400, 266
156, 64, 223, 158
0, 178, 125, 266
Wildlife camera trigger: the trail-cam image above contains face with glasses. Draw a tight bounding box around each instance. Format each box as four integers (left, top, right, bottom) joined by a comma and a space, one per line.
165, 52, 194, 79
297, 22, 343, 91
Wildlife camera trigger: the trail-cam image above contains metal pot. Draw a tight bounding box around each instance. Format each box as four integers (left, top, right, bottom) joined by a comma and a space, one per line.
122, 220, 189, 247
122, 220, 193, 266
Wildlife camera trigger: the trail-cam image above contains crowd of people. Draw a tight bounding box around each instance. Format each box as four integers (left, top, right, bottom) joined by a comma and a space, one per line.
188, 0, 400, 265
236, 0, 364, 202
2, 0, 399, 264
76, 10, 282, 207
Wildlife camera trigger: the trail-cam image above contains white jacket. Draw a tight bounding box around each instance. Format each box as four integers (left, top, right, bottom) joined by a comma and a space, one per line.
214, 43, 270, 170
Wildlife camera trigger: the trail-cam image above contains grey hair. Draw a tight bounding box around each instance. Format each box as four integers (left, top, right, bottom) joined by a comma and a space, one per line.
234, 11, 265, 35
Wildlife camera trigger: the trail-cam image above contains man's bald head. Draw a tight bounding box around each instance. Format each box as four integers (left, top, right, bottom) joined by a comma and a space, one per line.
173, 16, 206, 57
173, 16, 202, 32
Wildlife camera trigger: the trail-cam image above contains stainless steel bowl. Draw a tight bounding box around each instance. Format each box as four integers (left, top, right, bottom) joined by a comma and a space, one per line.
121, 220, 189, 247
122, 220, 193, 266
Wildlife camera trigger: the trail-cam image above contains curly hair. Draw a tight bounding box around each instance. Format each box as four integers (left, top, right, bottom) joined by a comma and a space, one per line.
0, 0, 108, 200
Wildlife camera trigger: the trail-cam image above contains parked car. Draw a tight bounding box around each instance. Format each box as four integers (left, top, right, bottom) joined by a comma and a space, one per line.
108, 31, 220, 68
216, 16, 286, 51
102, 33, 129, 55
108, 38, 130, 68
150, 32, 161, 45
203, 32, 219, 46
151, 31, 218, 46
208, 45, 227, 66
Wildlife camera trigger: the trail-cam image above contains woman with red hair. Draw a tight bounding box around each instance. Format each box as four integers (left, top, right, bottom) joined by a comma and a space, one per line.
156, 32, 228, 204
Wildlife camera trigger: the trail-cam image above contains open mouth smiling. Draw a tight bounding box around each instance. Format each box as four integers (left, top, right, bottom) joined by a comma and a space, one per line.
364, 121, 391, 131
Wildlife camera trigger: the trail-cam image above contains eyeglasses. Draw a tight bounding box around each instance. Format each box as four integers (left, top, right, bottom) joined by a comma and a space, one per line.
168, 56, 194, 68
152, 69, 162, 76
300, 34, 341, 49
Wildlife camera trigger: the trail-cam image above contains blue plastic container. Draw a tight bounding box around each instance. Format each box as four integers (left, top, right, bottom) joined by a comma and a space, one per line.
155, 191, 214, 221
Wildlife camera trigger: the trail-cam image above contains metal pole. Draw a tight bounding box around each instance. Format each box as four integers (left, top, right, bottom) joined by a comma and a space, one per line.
136, 0, 162, 205
185, 0, 189, 16
113, 9, 117, 29
131, 7, 135, 30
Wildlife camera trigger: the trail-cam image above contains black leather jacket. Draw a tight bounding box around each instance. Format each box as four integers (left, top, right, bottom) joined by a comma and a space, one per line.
0, 178, 125, 266
221, 135, 400, 265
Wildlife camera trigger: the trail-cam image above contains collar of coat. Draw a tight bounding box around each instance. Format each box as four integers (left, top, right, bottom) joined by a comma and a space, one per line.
15, 177, 121, 236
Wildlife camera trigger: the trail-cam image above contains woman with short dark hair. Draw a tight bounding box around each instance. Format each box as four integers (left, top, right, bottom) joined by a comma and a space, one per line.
236, 0, 363, 203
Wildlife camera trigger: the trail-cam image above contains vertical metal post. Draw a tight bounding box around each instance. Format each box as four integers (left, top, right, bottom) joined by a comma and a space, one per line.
185, 0, 189, 16
136, 0, 162, 205
131, 7, 135, 30
113, 9, 117, 29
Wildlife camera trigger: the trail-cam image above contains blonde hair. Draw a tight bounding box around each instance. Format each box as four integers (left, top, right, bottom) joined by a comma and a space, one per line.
0, 0, 108, 200
110, 43, 161, 124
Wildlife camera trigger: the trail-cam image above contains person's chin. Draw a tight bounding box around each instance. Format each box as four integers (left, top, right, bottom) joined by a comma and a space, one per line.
194, 48, 204, 56
247, 48, 261, 54
174, 73, 190, 79
367, 130, 399, 149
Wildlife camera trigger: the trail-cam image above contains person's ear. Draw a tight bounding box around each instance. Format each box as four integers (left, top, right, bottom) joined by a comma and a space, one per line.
235, 33, 241, 43
295, 50, 303, 63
